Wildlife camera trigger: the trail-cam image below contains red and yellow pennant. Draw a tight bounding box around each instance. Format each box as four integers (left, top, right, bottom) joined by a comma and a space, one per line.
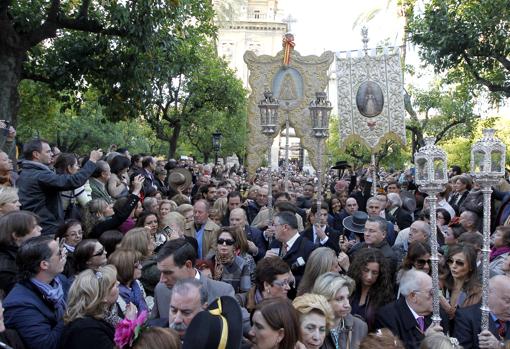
282, 33, 295, 66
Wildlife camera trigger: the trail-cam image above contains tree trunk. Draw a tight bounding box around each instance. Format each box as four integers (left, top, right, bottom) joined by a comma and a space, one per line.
167, 123, 181, 159
0, 50, 22, 125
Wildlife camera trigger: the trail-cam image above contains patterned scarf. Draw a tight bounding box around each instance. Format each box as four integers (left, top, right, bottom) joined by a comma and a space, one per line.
118, 281, 148, 313
30, 277, 66, 319
213, 252, 235, 281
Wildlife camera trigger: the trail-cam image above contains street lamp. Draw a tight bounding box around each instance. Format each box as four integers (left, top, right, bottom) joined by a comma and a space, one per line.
212, 130, 222, 165
309, 91, 332, 228
258, 90, 280, 229
470, 128, 506, 331
414, 137, 448, 326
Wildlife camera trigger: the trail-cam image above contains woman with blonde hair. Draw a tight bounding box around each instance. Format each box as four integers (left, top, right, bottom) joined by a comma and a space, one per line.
119, 228, 159, 297
419, 333, 462, 349
61, 265, 136, 349
175, 204, 194, 236
312, 272, 368, 349
108, 249, 149, 317
0, 187, 21, 216
297, 247, 340, 296
293, 293, 334, 349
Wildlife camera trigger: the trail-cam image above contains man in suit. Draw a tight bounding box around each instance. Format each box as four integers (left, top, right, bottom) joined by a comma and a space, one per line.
366, 197, 396, 246
151, 238, 234, 322
301, 201, 340, 254
453, 275, 510, 349
266, 211, 315, 298
187, 199, 220, 259
386, 192, 413, 231
374, 269, 448, 349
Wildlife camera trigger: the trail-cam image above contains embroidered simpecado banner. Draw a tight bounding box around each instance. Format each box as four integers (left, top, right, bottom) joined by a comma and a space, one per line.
335, 48, 406, 151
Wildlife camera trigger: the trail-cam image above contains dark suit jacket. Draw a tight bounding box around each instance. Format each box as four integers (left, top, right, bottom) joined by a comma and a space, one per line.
374, 297, 449, 349
387, 207, 413, 230
244, 225, 266, 261
448, 191, 469, 216
453, 303, 510, 349
269, 234, 315, 297
300, 226, 340, 254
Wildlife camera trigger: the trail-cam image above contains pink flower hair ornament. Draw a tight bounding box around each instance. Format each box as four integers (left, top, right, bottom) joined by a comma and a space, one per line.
114, 310, 148, 349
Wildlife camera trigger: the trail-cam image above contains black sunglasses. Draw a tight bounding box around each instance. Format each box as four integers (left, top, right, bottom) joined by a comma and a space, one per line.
447, 258, 465, 267
415, 258, 431, 267
217, 238, 235, 246
92, 248, 105, 257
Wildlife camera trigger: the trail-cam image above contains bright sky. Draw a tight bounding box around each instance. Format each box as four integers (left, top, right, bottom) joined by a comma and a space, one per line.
277, 0, 407, 54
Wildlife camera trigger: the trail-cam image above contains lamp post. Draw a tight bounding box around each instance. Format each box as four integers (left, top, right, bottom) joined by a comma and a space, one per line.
414, 137, 448, 326
470, 129, 506, 331
258, 90, 279, 229
212, 130, 222, 165
309, 91, 332, 228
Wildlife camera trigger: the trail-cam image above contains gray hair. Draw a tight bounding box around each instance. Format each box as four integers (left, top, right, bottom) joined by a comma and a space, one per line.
387, 193, 402, 208
143, 197, 158, 211
173, 278, 208, 305
399, 269, 430, 297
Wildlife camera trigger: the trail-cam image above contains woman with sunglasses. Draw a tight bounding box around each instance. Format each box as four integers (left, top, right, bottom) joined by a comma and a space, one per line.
396, 242, 431, 298
210, 227, 251, 295
73, 239, 108, 278
440, 243, 482, 321
108, 249, 149, 317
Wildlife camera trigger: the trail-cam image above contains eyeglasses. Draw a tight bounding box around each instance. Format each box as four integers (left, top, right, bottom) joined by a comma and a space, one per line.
92, 248, 105, 257
447, 258, 465, 267
217, 238, 235, 246
415, 259, 431, 267
272, 279, 295, 289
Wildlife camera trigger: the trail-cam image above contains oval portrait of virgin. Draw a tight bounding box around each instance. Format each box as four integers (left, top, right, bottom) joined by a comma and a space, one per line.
356, 81, 384, 118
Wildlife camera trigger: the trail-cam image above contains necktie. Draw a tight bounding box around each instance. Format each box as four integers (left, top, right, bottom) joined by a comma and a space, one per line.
280, 243, 288, 257
498, 320, 507, 338
417, 316, 425, 332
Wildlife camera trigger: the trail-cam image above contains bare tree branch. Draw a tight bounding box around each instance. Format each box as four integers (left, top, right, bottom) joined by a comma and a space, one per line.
462, 53, 510, 96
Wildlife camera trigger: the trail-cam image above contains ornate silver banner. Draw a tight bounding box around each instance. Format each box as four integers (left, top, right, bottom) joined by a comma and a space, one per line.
335, 47, 406, 150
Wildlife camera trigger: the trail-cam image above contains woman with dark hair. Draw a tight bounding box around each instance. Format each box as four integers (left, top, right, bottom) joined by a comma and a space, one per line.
440, 243, 482, 320
448, 175, 472, 216
328, 196, 346, 232
82, 175, 143, 239
107, 155, 131, 199
0, 211, 42, 296
54, 153, 91, 220
401, 241, 432, 275
442, 224, 465, 257
347, 249, 394, 331
136, 211, 164, 248
210, 227, 252, 295
436, 208, 451, 234
98, 230, 123, 257
55, 219, 83, 277
243, 257, 292, 314
73, 239, 108, 275
489, 226, 510, 277
249, 298, 301, 349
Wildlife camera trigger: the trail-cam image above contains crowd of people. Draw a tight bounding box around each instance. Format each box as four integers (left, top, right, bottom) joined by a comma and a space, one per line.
0, 134, 510, 349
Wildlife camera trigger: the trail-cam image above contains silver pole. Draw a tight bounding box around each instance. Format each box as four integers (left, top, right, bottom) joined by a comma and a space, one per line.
284, 110, 290, 192
371, 153, 377, 196
315, 140, 322, 227
427, 194, 442, 326
480, 185, 492, 330
267, 142, 274, 243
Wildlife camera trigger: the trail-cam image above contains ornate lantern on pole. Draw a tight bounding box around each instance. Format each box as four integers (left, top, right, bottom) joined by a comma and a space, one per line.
258, 90, 280, 229
414, 137, 448, 326
309, 91, 332, 227
212, 130, 222, 165
470, 128, 506, 330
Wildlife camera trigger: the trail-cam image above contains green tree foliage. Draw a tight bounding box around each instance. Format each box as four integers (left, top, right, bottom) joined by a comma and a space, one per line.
405, 79, 478, 156
17, 81, 167, 155
140, 41, 247, 159
408, 0, 510, 100
0, 0, 214, 123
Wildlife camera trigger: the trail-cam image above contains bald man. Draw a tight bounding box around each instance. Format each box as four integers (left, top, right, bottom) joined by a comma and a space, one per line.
454, 275, 510, 348
229, 208, 266, 261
